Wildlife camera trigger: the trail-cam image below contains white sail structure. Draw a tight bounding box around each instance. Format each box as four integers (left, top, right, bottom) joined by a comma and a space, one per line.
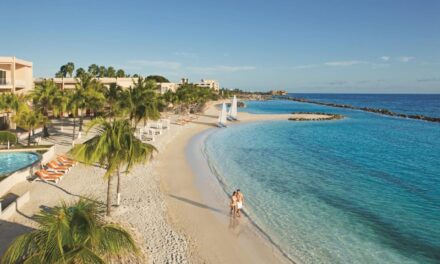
230, 95, 238, 120
218, 102, 228, 127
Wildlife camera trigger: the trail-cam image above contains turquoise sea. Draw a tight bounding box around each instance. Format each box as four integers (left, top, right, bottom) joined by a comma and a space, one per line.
203, 96, 440, 263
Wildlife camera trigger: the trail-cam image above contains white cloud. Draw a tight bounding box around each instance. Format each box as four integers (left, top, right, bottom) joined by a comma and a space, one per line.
324, 60, 368, 67
187, 65, 256, 73
127, 60, 181, 70
399, 56, 415, 63
380, 56, 390, 61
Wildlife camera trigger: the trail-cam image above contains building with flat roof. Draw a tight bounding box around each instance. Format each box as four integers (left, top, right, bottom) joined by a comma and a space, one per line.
34, 77, 179, 95
34, 77, 140, 90
0, 57, 33, 93
198, 79, 220, 91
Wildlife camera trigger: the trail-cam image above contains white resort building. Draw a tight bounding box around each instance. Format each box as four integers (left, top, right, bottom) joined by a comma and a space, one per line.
0, 57, 34, 94
197, 79, 220, 91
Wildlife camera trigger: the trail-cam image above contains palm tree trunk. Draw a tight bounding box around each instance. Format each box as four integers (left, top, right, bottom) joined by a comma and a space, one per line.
116, 168, 121, 206
43, 124, 50, 137
72, 117, 76, 140
27, 131, 31, 146
79, 111, 84, 132
106, 175, 113, 216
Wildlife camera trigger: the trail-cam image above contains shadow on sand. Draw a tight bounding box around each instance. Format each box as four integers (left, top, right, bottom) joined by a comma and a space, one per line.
169, 194, 227, 216
189, 121, 218, 127
41, 182, 105, 205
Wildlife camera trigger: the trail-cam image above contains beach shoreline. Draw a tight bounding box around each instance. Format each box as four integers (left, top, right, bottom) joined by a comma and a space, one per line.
158, 101, 330, 263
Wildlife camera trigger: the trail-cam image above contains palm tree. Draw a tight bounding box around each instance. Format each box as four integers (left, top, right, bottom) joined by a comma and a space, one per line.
30, 79, 63, 137
55, 64, 67, 78
104, 84, 123, 120
66, 62, 75, 77
71, 118, 156, 215
75, 67, 86, 77
98, 66, 107, 78
1, 198, 140, 264
13, 105, 47, 146
66, 90, 79, 140
116, 69, 125, 78
72, 74, 105, 132
88, 64, 99, 77
106, 66, 116, 77
53, 89, 70, 132
0, 93, 21, 129
120, 78, 160, 127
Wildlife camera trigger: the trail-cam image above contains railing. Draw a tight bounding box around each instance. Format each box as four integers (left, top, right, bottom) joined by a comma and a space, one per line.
15, 79, 26, 87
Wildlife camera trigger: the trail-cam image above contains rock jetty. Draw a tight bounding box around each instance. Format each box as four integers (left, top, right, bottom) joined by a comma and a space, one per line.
278, 96, 440, 123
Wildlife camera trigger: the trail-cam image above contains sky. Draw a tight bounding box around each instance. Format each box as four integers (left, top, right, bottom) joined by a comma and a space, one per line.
1, 0, 439, 93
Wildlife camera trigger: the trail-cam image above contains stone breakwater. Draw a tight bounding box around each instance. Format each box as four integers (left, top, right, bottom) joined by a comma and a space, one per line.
288, 112, 344, 121
278, 96, 440, 123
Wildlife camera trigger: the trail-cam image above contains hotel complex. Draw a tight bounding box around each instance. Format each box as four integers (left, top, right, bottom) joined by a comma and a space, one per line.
0, 56, 220, 95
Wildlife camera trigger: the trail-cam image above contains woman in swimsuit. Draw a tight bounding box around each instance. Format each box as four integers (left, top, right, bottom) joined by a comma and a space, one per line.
236, 189, 244, 217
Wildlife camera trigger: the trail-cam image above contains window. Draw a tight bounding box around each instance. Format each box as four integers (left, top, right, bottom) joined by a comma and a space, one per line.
0, 70, 5, 85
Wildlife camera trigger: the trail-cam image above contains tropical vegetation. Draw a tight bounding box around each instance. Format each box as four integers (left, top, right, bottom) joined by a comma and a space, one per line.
12, 104, 48, 146
0, 93, 22, 129
1, 198, 140, 264
0, 65, 225, 261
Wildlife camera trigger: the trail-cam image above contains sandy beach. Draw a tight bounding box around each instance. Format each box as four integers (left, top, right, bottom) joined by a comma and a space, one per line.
0, 101, 330, 263
158, 103, 295, 264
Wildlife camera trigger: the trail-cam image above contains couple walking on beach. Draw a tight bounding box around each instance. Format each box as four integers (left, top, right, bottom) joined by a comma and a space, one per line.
230, 189, 244, 217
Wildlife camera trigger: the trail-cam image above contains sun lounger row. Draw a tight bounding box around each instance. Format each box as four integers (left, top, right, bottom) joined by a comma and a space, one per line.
136, 119, 171, 142
34, 155, 77, 183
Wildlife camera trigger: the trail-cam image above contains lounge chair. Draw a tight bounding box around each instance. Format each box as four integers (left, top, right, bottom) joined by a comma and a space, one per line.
56, 157, 76, 166
56, 155, 78, 165
35, 170, 63, 183
46, 161, 71, 173
161, 119, 170, 129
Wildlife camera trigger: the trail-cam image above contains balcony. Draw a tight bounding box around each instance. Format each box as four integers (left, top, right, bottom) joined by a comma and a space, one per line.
0, 79, 29, 90
0, 78, 12, 89
15, 80, 27, 88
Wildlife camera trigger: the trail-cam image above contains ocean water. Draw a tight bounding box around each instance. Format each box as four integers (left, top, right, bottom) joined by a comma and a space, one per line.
203, 97, 440, 263
289, 93, 440, 117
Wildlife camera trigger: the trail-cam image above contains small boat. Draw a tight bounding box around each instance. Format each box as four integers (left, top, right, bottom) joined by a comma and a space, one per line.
228, 95, 238, 121
218, 103, 228, 127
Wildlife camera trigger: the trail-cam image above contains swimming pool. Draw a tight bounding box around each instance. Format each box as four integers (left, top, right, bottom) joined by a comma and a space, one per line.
0, 152, 41, 178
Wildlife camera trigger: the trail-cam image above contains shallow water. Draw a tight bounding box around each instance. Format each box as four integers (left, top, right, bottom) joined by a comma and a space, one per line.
204, 99, 440, 263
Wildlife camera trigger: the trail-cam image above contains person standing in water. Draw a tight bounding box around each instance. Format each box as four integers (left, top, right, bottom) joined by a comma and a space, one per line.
230, 191, 238, 217
236, 189, 244, 217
